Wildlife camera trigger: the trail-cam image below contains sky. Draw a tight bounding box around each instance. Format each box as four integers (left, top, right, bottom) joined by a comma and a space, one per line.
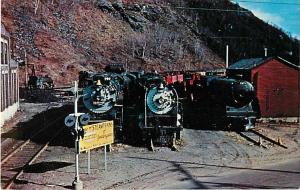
232, 0, 300, 39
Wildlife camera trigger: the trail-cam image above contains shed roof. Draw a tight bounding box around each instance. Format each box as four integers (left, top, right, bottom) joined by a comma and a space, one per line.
228, 57, 299, 70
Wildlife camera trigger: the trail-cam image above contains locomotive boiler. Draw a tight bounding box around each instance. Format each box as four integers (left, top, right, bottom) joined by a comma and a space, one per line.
191, 76, 260, 130
124, 73, 183, 146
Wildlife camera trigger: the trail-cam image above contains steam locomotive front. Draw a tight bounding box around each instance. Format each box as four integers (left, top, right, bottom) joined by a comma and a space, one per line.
191, 76, 259, 130
146, 83, 177, 115
231, 80, 255, 108
207, 76, 259, 130
131, 74, 182, 144
83, 74, 120, 114
207, 77, 255, 108
134, 74, 182, 131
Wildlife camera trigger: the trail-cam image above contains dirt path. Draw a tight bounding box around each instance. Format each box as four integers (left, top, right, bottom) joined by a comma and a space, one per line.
10, 126, 300, 189
2, 103, 300, 189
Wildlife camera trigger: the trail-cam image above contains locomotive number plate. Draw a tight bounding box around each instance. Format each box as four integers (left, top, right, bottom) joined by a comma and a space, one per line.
79, 120, 114, 152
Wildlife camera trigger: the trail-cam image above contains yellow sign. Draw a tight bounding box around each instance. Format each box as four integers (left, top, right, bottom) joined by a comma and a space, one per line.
79, 121, 114, 152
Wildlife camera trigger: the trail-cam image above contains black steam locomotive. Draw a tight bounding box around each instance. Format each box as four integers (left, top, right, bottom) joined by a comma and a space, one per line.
78, 69, 135, 140
78, 66, 259, 147
28, 75, 54, 89
78, 68, 183, 147
124, 73, 183, 146
189, 76, 260, 130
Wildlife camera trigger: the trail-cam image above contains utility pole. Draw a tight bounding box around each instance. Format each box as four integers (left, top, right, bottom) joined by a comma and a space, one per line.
72, 81, 83, 190
264, 48, 268, 57
226, 45, 229, 68
24, 50, 28, 87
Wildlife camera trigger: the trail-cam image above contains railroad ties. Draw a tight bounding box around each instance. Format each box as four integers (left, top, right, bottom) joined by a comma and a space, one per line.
1, 106, 68, 189
53, 86, 74, 103
236, 128, 288, 149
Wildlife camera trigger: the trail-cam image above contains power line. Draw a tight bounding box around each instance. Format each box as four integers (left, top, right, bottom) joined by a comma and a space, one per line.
209, 36, 256, 39
173, 6, 250, 13
232, 0, 300, 5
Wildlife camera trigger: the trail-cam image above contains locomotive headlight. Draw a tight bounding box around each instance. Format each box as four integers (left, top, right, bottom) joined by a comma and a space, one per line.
158, 83, 164, 89
177, 114, 181, 120
96, 80, 102, 86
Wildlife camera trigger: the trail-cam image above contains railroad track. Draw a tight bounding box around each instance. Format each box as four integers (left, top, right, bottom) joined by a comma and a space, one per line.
1, 111, 63, 162
236, 128, 288, 149
52, 87, 74, 103
1, 128, 64, 189
1, 114, 66, 189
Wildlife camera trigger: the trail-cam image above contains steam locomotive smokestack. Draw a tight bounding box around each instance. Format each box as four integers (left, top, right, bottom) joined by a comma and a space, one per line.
226, 45, 229, 68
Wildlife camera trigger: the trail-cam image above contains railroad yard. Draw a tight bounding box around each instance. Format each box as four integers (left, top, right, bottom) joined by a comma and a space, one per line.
1, 1, 300, 189
1, 98, 300, 189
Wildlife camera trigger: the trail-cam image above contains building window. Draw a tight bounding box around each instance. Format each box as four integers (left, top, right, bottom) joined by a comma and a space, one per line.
1, 41, 8, 65
10, 73, 13, 105
1, 74, 4, 111
2, 73, 6, 110
5, 73, 9, 108
13, 73, 16, 103
8, 73, 11, 107
4, 43, 8, 65
1, 42, 3, 65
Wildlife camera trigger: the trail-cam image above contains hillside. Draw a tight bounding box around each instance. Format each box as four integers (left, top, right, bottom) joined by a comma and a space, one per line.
1, 0, 298, 85
177, 0, 299, 65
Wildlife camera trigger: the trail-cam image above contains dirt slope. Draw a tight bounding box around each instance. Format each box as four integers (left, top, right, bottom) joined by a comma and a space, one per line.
1, 0, 224, 86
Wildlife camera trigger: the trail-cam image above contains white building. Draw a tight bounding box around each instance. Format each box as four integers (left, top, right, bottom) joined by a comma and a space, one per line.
0, 23, 19, 127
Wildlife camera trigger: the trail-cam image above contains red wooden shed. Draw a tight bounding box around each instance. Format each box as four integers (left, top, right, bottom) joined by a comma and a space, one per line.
227, 57, 300, 119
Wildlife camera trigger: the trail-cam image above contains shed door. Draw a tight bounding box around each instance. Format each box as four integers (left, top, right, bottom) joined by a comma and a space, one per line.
269, 88, 285, 117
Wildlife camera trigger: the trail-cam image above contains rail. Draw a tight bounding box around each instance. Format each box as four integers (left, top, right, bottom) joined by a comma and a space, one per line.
1, 113, 66, 189
236, 128, 288, 149
2, 127, 64, 189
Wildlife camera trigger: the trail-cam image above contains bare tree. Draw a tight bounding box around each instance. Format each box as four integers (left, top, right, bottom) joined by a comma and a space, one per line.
33, 0, 40, 14
194, 40, 203, 60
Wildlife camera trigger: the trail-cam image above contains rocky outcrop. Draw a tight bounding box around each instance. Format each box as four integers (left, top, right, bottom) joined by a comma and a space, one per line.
96, 2, 162, 31
122, 11, 147, 31
142, 5, 163, 22
112, 0, 124, 11
96, 0, 114, 12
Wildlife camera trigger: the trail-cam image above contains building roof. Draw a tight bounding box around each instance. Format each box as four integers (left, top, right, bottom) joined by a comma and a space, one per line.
1, 23, 10, 37
228, 57, 299, 70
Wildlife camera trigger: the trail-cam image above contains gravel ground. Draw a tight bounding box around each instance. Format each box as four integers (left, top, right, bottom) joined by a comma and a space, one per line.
2, 102, 300, 189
